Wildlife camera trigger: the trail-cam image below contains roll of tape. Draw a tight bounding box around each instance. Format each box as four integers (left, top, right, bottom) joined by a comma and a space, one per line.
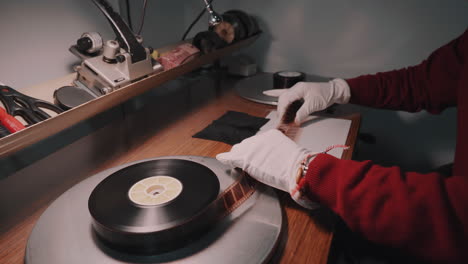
273, 71, 305, 89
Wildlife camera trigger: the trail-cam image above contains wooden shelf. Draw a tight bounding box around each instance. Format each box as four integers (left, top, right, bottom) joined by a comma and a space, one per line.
0, 35, 260, 158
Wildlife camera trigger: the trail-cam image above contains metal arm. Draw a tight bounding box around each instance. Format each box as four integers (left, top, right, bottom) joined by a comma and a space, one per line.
91, 0, 147, 63
203, 0, 222, 27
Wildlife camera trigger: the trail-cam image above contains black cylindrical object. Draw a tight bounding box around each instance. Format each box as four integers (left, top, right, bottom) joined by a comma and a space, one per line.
273, 71, 306, 88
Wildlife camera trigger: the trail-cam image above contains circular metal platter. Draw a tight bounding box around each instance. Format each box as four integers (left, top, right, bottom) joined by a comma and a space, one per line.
235, 72, 279, 105
26, 156, 283, 264
235, 72, 330, 105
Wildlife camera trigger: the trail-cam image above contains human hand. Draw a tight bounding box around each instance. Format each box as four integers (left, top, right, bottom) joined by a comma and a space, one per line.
216, 129, 319, 209
264, 78, 351, 124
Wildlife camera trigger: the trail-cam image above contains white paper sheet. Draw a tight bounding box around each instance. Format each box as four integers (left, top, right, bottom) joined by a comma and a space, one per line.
259, 111, 352, 158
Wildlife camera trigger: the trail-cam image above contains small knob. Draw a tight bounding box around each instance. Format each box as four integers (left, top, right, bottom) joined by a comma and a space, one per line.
116, 55, 126, 63
100, 87, 112, 95
76, 37, 92, 52
76, 32, 103, 54
135, 35, 144, 44
102, 40, 120, 63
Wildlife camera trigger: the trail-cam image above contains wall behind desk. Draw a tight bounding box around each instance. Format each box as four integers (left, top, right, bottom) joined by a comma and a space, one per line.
183, 0, 468, 78
0, 0, 186, 90
1, 1, 467, 172
180, 0, 468, 171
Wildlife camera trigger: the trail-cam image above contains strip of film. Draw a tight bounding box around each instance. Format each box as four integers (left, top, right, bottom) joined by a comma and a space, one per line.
216, 170, 257, 218
277, 99, 303, 140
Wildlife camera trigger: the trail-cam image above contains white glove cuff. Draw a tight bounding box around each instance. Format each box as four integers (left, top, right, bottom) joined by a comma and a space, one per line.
288, 152, 321, 210
330, 78, 351, 104
287, 144, 350, 210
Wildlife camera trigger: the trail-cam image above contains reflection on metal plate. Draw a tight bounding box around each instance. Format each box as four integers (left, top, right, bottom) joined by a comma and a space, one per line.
235, 72, 278, 105
235, 72, 330, 105
25, 156, 282, 264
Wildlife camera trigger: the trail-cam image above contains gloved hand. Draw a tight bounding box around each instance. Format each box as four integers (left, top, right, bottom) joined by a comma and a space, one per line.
264, 78, 351, 124
216, 129, 319, 209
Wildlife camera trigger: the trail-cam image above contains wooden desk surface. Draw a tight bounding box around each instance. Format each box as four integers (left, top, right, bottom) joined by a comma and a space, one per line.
0, 79, 360, 264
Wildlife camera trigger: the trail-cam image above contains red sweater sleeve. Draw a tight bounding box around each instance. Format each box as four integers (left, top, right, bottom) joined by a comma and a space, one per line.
305, 154, 468, 263
346, 28, 468, 113
305, 28, 468, 263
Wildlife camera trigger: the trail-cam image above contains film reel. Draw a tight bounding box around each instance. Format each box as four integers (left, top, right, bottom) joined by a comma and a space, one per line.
88, 158, 257, 255
193, 10, 259, 54
221, 12, 247, 43
224, 10, 259, 38
88, 159, 220, 254
192, 30, 227, 54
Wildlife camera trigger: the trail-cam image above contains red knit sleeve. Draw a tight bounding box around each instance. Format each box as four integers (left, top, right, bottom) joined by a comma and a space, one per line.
304, 153, 468, 263
346, 28, 468, 114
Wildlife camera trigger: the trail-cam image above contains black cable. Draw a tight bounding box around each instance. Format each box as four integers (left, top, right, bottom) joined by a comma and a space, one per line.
137, 0, 148, 35
181, 0, 214, 41
126, 0, 133, 31
0, 124, 11, 138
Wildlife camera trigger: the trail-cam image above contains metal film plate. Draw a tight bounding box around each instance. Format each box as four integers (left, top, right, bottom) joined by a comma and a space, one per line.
235, 72, 329, 105
235, 72, 279, 105
26, 156, 282, 264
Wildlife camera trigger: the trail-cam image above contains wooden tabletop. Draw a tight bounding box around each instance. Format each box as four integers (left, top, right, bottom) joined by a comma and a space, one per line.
0, 74, 360, 264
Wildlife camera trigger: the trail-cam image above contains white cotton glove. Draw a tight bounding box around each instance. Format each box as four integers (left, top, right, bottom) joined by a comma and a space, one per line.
263, 78, 351, 124
216, 129, 319, 209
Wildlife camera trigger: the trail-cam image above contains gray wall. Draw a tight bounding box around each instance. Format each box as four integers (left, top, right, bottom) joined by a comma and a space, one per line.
186, 0, 468, 77
0, 0, 186, 89
0, 0, 113, 88
1, 0, 467, 171
125, 0, 187, 47
183, 0, 468, 171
